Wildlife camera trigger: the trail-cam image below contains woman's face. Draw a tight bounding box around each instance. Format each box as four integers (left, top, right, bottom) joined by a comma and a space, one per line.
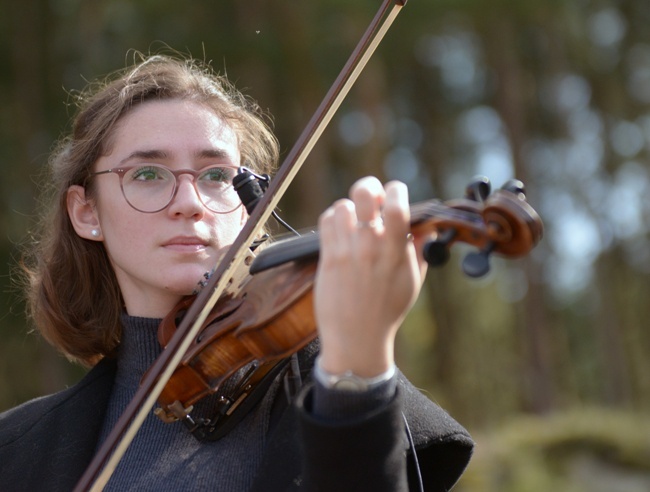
87, 99, 246, 317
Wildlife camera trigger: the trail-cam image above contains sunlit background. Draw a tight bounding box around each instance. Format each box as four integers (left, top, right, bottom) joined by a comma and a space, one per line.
1, 1, 649, 490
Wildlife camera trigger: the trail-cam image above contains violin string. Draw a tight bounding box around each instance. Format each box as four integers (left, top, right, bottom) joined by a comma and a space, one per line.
409, 201, 484, 225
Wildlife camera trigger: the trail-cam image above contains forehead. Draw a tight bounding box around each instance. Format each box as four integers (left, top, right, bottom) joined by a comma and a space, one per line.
104, 99, 240, 158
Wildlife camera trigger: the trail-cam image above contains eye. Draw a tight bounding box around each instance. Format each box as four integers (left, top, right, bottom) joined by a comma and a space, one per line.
200, 167, 235, 184
130, 165, 167, 181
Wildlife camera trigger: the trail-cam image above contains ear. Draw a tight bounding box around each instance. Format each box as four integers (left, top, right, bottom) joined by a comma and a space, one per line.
67, 185, 102, 240
239, 204, 248, 226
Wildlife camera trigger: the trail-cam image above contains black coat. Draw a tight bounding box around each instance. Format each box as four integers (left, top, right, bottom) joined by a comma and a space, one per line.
0, 354, 473, 491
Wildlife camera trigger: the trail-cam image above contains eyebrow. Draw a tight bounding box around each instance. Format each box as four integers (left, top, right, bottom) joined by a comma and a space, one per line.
197, 149, 232, 160
120, 149, 167, 164
119, 148, 233, 165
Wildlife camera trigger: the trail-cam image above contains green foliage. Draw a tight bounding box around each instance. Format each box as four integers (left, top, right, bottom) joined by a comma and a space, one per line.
459, 408, 650, 491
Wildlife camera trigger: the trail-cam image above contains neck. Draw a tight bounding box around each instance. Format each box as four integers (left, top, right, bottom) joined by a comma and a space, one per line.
122, 292, 185, 318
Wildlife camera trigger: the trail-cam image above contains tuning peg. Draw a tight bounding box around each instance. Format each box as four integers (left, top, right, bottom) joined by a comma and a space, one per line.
465, 176, 491, 202
461, 242, 495, 278
501, 179, 526, 196
422, 229, 456, 267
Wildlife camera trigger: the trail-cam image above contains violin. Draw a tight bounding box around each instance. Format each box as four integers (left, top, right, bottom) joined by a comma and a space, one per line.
151, 176, 543, 434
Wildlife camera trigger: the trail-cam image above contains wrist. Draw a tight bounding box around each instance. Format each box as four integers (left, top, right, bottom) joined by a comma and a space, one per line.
317, 335, 395, 377
313, 356, 396, 392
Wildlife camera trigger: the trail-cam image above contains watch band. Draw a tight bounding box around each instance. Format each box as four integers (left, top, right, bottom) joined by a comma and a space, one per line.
313, 356, 396, 392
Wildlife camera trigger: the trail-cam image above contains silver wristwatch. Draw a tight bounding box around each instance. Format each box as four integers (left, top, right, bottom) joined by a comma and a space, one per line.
313, 357, 396, 392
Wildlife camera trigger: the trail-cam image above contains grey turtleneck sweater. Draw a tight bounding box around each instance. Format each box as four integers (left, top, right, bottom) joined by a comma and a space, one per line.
97, 315, 396, 491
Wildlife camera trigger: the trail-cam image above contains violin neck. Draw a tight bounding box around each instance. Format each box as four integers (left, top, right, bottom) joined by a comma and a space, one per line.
249, 199, 478, 275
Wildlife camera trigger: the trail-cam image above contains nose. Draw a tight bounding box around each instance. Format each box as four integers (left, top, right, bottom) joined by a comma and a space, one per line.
167, 174, 205, 217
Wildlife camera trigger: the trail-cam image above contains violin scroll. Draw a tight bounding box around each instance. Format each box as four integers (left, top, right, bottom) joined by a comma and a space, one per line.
421, 176, 543, 277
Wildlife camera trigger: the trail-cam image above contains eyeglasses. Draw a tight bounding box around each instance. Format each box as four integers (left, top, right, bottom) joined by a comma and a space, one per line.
89, 164, 243, 214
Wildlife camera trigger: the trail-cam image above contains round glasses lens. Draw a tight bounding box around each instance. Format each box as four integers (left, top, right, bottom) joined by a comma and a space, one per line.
197, 167, 242, 213
122, 165, 175, 212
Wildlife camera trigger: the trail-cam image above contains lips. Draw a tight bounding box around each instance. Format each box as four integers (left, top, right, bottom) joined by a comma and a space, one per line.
162, 236, 209, 252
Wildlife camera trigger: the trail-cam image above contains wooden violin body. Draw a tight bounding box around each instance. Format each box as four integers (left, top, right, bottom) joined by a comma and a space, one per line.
154, 261, 318, 422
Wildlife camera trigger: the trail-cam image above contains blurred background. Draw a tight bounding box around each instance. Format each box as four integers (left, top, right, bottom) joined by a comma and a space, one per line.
1, 0, 649, 490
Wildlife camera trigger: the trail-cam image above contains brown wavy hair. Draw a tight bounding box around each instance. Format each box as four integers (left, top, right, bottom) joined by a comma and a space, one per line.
20, 53, 279, 366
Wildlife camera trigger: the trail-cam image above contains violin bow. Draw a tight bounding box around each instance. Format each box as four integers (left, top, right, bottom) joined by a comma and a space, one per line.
75, 1, 408, 490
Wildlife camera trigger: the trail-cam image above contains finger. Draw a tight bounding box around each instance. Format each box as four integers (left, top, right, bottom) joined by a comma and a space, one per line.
332, 198, 356, 236
318, 198, 355, 260
350, 176, 385, 225
381, 180, 410, 241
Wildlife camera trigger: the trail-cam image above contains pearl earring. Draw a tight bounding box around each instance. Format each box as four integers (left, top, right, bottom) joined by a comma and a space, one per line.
91, 229, 100, 238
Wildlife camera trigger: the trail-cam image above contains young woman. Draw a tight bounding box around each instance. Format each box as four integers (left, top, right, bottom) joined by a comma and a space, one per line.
0, 54, 473, 491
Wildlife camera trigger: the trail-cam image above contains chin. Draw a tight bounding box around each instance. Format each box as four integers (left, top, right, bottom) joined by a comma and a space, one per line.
162, 271, 209, 295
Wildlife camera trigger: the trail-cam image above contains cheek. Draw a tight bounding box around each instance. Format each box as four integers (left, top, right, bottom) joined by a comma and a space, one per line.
205, 210, 245, 254
97, 202, 151, 254
101, 219, 149, 264
214, 212, 246, 244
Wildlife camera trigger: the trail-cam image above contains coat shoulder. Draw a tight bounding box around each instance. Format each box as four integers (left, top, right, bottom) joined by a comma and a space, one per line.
0, 358, 116, 446
0, 358, 117, 491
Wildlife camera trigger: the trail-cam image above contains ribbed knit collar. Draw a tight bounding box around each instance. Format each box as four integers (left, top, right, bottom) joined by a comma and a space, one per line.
114, 314, 163, 390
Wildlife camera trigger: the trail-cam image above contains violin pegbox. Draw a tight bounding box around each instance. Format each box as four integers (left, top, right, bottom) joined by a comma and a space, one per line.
419, 177, 543, 278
